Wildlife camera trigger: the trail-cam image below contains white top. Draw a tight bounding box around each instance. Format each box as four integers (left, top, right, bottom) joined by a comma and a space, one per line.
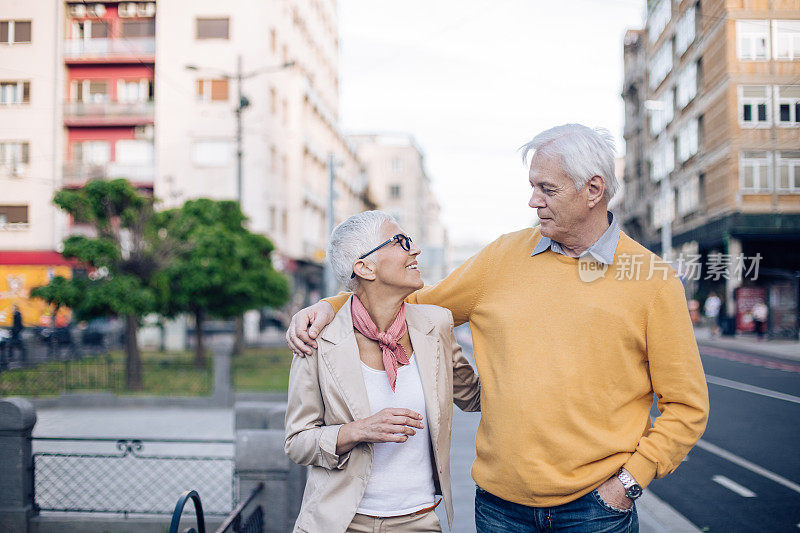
356, 354, 436, 517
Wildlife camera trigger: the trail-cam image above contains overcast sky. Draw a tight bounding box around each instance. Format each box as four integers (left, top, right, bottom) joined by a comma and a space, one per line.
339, 0, 645, 245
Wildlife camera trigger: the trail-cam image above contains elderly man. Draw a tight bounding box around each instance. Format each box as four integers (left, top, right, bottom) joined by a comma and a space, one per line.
287, 124, 709, 532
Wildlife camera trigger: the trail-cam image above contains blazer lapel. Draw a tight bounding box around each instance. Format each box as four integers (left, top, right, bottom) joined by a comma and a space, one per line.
405, 305, 442, 448
318, 296, 371, 422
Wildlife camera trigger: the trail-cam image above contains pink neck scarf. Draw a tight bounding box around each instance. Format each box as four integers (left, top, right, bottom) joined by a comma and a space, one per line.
351, 295, 410, 391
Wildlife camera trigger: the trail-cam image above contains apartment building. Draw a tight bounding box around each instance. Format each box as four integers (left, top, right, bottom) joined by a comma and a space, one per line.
154, 0, 371, 307
0, 1, 73, 327
348, 133, 451, 283
621, 0, 800, 338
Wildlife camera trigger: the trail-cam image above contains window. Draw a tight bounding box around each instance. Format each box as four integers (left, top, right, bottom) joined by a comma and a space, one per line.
0, 20, 31, 44
677, 175, 700, 215
777, 151, 800, 191
389, 184, 402, 199
775, 85, 800, 126
115, 140, 154, 165
677, 119, 699, 163
773, 20, 800, 60
740, 151, 771, 191
117, 79, 153, 103
196, 79, 229, 102
0, 142, 29, 175
72, 141, 111, 165
71, 20, 109, 39
649, 40, 673, 90
676, 62, 698, 109
192, 140, 232, 167
70, 80, 109, 103
121, 20, 155, 38
675, 7, 696, 56
196, 18, 229, 39
390, 158, 404, 174
0, 81, 30, 104
648, 0, 670, 43
737, 20, 770, 60
0, 205, 29, 226
649, 89, 674, 136
739, 85, 771, 127
651, 138, 675, 181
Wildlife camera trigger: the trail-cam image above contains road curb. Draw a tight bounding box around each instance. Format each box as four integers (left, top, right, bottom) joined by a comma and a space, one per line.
637, 491, 701, 533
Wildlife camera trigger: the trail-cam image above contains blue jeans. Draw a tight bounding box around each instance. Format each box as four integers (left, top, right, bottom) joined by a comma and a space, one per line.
475, 485, 638, 533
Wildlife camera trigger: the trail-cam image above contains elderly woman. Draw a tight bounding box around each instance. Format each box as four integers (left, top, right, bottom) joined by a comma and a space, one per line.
285, 210, 480, 533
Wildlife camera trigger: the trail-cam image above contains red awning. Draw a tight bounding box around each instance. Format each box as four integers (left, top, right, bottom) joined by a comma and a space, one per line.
0, 251, 80, 266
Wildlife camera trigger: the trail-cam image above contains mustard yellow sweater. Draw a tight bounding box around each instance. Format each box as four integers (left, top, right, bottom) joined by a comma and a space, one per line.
327, 228, 709, 507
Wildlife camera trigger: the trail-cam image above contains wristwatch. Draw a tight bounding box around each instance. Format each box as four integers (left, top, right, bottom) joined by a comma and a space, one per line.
617, 468, 643, 500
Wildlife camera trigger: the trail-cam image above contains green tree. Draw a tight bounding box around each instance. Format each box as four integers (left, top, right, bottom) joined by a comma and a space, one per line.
31, 179, 161, 390
153, 199, 289, 368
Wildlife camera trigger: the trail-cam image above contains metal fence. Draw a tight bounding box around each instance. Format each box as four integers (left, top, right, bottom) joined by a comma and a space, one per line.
33, 437, 236, 516
0, 358, 213, 396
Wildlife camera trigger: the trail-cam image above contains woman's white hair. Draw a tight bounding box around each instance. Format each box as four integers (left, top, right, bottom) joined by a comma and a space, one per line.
520, 124, 619, 201
327, 210, 396, 291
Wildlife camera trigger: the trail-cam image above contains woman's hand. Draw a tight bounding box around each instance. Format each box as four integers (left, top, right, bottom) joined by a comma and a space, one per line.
336, 408, 424, 455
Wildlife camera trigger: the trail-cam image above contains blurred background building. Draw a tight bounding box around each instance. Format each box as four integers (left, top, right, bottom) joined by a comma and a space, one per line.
0, 0, 451, 335
620, 0, 800, 339
348, 133, 450, 284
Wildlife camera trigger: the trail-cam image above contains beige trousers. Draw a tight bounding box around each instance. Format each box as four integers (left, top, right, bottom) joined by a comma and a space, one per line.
346, 510, 441, 533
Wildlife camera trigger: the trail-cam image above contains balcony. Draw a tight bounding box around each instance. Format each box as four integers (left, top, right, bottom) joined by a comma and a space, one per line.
63, 161, 155, 187
64, 38, 155, 63
64, 101, 155, 127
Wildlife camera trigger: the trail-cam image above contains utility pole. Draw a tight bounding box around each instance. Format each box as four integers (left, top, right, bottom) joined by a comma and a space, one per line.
235, 54, 246, 205
233, 55, 247, 356
324, 153, 337, 297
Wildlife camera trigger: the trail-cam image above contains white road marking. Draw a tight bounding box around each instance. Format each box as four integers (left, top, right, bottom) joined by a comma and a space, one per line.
697, 440, 800, 495
705, 375, 800, 405
712, 475, 757, 497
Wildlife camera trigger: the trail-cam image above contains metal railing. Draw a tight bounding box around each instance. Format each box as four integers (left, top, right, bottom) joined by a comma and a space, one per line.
0, 357, 212, 396
64, 37, 155, 59
170, 483, 264, 533
63, 161, 156, 184
64, 101, 154, 120
33, 437, 235, 517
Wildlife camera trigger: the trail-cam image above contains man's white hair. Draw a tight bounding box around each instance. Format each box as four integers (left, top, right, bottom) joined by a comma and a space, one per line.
327, 210, 395, 291
520, 124, 619, 201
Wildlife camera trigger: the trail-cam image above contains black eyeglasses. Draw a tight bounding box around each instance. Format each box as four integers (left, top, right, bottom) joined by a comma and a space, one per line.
350, 234, 413, 278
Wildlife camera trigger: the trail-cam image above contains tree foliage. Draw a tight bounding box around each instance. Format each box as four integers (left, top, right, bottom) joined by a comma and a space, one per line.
153, 199, 290, 366
31, 180, 160, 389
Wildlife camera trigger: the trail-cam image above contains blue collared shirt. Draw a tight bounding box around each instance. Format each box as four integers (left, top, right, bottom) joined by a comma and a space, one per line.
531, 211, 621, 265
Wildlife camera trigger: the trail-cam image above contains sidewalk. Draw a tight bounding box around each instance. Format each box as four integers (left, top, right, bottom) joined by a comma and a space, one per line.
694, 326, 800, 362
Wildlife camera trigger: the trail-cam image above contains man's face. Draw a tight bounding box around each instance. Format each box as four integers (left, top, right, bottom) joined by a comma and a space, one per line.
528, 153, 591, 243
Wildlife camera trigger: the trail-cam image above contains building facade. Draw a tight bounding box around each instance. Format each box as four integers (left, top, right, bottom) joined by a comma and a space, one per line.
348, 133, 451, 284
621, 0, 800, 338
0, 0, 382, 330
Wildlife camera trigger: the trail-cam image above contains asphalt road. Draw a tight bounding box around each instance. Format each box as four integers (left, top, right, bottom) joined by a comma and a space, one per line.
646, 344, 800, 532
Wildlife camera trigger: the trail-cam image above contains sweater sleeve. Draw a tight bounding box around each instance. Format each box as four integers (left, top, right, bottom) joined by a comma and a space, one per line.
324, 238, 496, 325
623, 276, 710, 488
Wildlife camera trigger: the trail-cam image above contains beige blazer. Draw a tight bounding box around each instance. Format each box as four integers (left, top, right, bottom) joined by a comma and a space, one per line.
284, 296, 481, 533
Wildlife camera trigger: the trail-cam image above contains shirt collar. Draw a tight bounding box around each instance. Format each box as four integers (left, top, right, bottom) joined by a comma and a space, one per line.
531, 211, 621, 265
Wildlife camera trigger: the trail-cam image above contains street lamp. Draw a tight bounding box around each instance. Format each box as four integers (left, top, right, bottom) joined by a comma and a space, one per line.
185, 57, 295, 205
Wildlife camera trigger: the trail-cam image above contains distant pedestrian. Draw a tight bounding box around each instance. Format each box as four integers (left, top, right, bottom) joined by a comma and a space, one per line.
752, 299, 768, 340
704, 293, 721, 337
10, 305, 26, 362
